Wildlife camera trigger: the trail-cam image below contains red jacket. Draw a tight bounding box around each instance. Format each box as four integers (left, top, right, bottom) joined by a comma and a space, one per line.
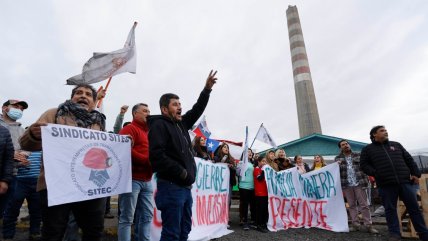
119, 119, 152, 181
253, 167, 268, 196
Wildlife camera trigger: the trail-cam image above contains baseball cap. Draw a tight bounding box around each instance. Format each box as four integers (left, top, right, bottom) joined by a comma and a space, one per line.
2, 99, 28, 109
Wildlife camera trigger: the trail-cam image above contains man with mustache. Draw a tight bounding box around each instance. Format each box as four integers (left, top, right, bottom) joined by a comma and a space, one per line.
335, 139, 378, 234
148, 70, 217, 241
19, 84, 106, 241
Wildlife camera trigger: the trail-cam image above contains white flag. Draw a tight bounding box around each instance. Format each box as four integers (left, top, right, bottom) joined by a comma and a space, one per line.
255, 124, 277, 148
67, 22, 137, 85
239, 126, 249, 180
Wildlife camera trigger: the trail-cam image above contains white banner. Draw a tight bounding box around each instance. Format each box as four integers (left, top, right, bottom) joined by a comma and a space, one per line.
264, 163, 348, 232
151, 158, 233, 241
41, 124, 132, 206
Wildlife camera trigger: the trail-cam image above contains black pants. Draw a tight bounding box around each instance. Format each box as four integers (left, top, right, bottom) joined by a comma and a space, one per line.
254, 196, 268, 227
39, 190, 106, 241
105, 196, 111, 214
239, 188, 255, 223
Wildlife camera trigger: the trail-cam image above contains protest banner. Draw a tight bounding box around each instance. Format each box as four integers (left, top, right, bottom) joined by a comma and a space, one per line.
41, 124, 132, 206
264, 163, 348, 232
151, 158, 233, 241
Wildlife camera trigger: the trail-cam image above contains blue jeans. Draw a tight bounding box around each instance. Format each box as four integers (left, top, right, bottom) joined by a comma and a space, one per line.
379, 183, 428, 240
118, 180, 153, 241
155, 179, 192, 241
2, 177, 41, 239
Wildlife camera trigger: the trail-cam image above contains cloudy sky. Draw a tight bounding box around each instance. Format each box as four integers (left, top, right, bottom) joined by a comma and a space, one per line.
1, 0, 428, 152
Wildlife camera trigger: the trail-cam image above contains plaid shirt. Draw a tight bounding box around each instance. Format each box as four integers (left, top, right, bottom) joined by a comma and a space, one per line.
335, 152, 369, 188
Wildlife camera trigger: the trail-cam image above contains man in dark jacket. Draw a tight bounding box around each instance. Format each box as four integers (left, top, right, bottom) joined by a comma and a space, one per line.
360, 125, 428, 241
148, 70, 217, 241
0, 125, 14, 194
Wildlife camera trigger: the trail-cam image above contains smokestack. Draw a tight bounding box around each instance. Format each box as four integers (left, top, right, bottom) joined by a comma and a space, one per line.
286, 5, 322, 137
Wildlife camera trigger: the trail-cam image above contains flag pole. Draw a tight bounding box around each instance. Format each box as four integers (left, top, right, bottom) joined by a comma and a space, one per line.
96, 77, 112, 108
249, 123, 263, 149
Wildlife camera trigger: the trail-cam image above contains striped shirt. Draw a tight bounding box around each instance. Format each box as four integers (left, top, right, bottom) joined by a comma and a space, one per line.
17, 151, 41, 178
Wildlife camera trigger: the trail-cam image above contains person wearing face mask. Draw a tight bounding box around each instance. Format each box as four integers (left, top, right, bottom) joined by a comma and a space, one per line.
19, 84, 107, 241
0, 99, 30, 220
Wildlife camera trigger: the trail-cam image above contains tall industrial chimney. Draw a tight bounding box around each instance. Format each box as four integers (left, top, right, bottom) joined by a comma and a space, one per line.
286, 5, 322, 138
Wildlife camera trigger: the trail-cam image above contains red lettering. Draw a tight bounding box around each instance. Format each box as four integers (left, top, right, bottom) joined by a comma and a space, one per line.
293, 198, 302, 227
197, 195, 207, 225
195, 193, 229, 226
221, 193, 228, 224
153, 208, 162, 228
317, 200, 331, 230
269, 197, 281, 231
302, 199, 312, 227
279, 198, 289, 229
208, 194, 213, 224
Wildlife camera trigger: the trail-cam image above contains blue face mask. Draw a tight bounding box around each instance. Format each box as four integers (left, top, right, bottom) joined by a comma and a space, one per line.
6, 107, 23, 120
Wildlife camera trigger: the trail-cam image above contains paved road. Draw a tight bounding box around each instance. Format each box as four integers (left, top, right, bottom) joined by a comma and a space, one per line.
10, 209, 392, 241
216, 214, 389, 241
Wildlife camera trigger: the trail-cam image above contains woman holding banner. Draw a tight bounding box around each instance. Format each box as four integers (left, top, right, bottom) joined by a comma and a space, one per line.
193, 136, 212, 161
214, 143, 237, 227
310, 155, 326, 171
237, 148, 256, 231
265, 150, 278, 172
295, 155, 310, 174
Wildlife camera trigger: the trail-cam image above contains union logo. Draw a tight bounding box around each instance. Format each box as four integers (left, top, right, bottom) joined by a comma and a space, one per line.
71, 143, 123, 196
112, 57, 127, 68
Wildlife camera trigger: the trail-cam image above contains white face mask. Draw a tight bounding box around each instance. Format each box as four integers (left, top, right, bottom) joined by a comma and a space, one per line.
6, 107, 23, 120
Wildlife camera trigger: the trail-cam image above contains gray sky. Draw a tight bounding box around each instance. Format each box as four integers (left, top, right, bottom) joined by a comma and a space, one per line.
1, 0, 428, 152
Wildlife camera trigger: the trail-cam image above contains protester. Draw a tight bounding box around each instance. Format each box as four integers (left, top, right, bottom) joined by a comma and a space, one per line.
20, 84, 107, 241
275, 149, 294, 171
265, 150, 278, 171
113, 105, 129, 134
214, 142, 237, 227
148, 70, 217, 241
294, 155, 310, 174
0, 125, 14, 195
335, 139, 378, 233
0, 99, 29, 219
253, 156, 268, 233
118, 103, 153, 241
310, 155, 326, 171
360, 126, 428, 241
0, 125, 14, 238
247, 148, 255, 163
2, 151, 42, 241
253, 153, 260, 162
193, 136, 211, 161
237, 148, 255, 231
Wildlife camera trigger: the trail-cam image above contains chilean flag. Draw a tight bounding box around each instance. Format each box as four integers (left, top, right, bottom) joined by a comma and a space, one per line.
192, 116, 211, 138
206, 139, 221, 153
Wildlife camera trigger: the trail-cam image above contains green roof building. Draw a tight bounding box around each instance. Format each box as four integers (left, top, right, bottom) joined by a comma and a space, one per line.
259, 133, 368, 158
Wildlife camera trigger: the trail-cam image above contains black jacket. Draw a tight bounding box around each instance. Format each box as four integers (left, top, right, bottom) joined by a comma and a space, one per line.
360, 140, 420, 187
148, 88, 211, 187
0, 125, 14, 183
